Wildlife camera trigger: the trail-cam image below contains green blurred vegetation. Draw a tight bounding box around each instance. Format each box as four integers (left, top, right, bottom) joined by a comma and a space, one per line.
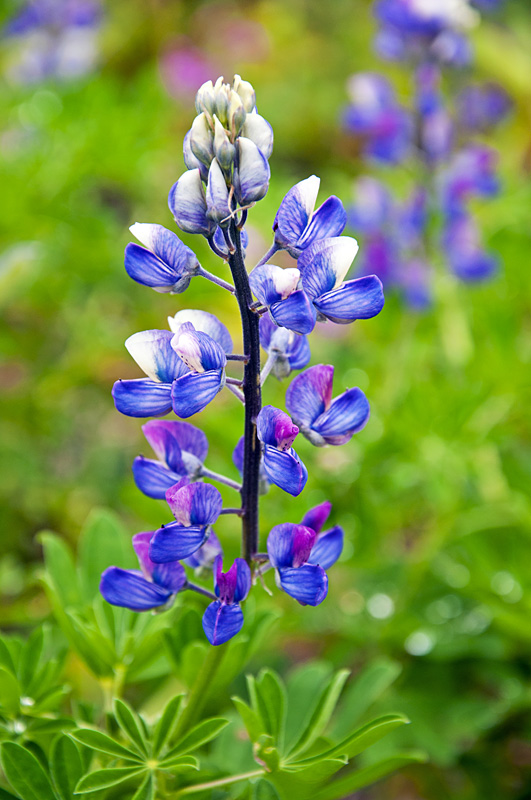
1, 0, 531, 798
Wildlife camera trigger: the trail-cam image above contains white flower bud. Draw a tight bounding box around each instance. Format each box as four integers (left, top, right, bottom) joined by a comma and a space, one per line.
241, 112, 274, 159
233, 74, 256, 112
189, 112, 214, 167
213, 115, 236, 171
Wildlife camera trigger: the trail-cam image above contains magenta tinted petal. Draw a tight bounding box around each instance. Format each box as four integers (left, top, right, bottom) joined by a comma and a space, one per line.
313, 387, 370, 444
285, 364, 334, 427
308, 526, 344, 569
202, 600, 244, 645
143, 419, 208, 466
262, 445, 307, 496
112, 379, 173, 418
171, 370, 224, 418
100, 567, 171, 611
277, 564, 328, 606
132, 456, 182, 500
132, 531, 156, 580
166, 481, 222, 527
314, 275, 385, 323
267, 523, 315, 569
149, 522, 208, 562
301, 501, 332, 534
257, 406, 299, 450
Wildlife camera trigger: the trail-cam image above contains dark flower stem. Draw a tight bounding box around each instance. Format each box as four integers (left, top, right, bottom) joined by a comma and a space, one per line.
227, 220, 262, 564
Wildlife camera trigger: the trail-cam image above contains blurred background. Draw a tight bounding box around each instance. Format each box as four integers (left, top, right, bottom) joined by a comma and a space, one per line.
1, 0, 530, 797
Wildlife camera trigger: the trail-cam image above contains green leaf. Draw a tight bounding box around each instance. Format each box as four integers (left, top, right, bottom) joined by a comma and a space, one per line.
113, 699, 148, 756
131, 772, 154, 800
288, 714, 410, 766
157, 755, 199, 771
314, 752, 428, 800
152, 694, 184, 757
0, 637, 16, 675
0, 667, 20, 714
69, 729, 144, 762
78, 509, 134, 603
331, 658, 402, 738
38, 533, 80, 609
0, 742, 56, 800
162, 718, 229, 760
252, 778, 281, 799
50, 735, 84, 800
0, 788, 21, 800
18, 628, 44, 691
287, 670, 350, 759
232, 696, 263, 742
284, 662, 333, 751
255, 670, 287, 747
181, 641, 209, 688
74, 766, 147, 793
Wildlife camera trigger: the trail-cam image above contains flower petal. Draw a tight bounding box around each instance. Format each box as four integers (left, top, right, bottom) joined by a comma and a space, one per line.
132, 456, 181, 499
301, 501, 332, 534
308, 526, 344, 569
269, 290, 317, 335
168, 169, 217, 237
124, 243, 190, 293
277, 564, 328, 606
129, 222, 198, 273
262, 445, 308, 496
257, 405, 299, 450
249, 264, 300, 306
267, 523, 316, 569
312, 387, 370, 444
234, 137, 270, 205
168, 309, 233, 354
214, 556, 251, 603
100, 567, 171, 611
142, 419, 208, 470
241, 112, 274, 159
149, 522, 208, 562
273, 175, 320, 249
184, 529, 223, 569
125, 330, 188, 383
112, 379, 173, 418
285, 364, 334, 427
206, 158, 231, 224
297, 196, 347, 250
313, 275, 384, 323
166, 481, 222, 526
171, 370, 224, 418
232, 436, 244, 474
171, 324, 227, 372
202, 600, 244, 646
132, 531, 187, 591
299, 237, 359, 300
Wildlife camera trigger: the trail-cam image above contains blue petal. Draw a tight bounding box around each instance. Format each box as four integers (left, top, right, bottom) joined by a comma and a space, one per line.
206, 158, 231, 224
249, 265, 300, 306
168, 169, 217, 237
285, 365, 334, 428
234, 137, 270, 205
184, 529, 223, 569
257, 405, 299, 450
301, 501, 332, 533
125, 330, 189, 384
308, 526, 344, 569
100, 567, 171, 611
168, 309, 233, 354
267, 523, 315, 569
202, 601, 244, 645
152, 561, 187, 593
166, 481, 222, 526
129, 222, 199, 281
262, 445, 308, 496
112, 379, 173, 418
286, 333, 311, 370
297, 196, 347, 250
172, 325, 227, 372
171, 370, 224, 418
132, 457, 181, 499
124, 243, 187, 292
232, 436, 244, 474
211, 225, 249, 259
299, 237, 359, 300
233, 558, 252, 602
314, 275, 384, 323
142, 420, 186, 472
269, 291, 317, 335
313, 387, 370, 444
277, 564, 328, 606
273, 176, 320, 249
149, 522, 208, 562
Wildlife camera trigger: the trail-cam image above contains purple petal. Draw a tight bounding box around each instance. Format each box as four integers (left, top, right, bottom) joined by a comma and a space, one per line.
124, 243, 191, 293
285, 365, 334, 428
214, 556, 251, 603
273, 176, 320, 250
166, 480, 222, 526
277, 564, 328, 606
299, 237, 359, 300
312, 387, 370, 444
149, 522, 208, 562
297, 196, 347, 251
260, 317, 311, 374
257, 405, 299, 450
267, 523, 316, 569
168, 310, 233, 354
100, 567, 171, 611
125, 330, 188, 384
171, 370, 224, 418
172, 324, 227, 372
202, 600, 244, 645
262, 445, 308, 496
269, 290, 317, 335
313, 275, 384, 323
132, 531, 156, 579
308, 526, 344, 569
142, 419, 208, 470
128, 223, 198, 285
132, 457, 181, 499
232, 436, 244, 474
133, 531, 187, 591
249, 264, 300, 307
112, 379, 173, 418
301, 501, 332, 534
184, 529, 223, 569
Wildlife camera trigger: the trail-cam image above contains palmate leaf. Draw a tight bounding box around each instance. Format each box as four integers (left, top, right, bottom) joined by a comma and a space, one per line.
313, 751, 428, 800
113, 699, 149, 756
0, 742, 56, 800
0, 667, 20, 714
286, 670, 350, 759
152, 694, 185, 757
131, 772, 155, 800
161, 718, 229, 761
50, 735, 84, 800
157, 755, 199, 771
69, 729, 144, 762
0, 788, 21, 800
232, 695, 263, 742
74, 766, 147, 793
78, 509, 135, 603
330, 657, 402, 738
253, 670, 287, 747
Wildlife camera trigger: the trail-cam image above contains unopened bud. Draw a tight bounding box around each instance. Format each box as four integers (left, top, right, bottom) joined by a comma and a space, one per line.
195, 79, 215, 116
213, 116, 236, 171
233, 74, 256, 112
228, 92, 247, 138
183, 130, 209, 181
241, 112, 274, 159
206, 158, 231, 226
234, 137, 270, 205
168, 169, 217, 237
189, 113, 214, 167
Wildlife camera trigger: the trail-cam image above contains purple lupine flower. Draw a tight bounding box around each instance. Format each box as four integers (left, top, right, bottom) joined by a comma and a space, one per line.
256, 406, 307, 496
169, 169, 218, 237
100, 531, 186, 612
267, 523, 328, 606
286, 364, 370, 446
132, 419, 208, 499
124, 223, 200, 293
440, 145, 499, 217
170, 322, 227, 417
442, 212, 498, 281
202, 557, 251, 645
456, 82, 512, 132
250, 237, 384, 334
343, 73, 413, 164
259, 315, 311, 379
301, 502, 344, 569
211, 224, 248, 260
233, 436, 270, 494
149, 477, 223, 562
415, 63, 453, 163
184, 529, 223, 570
348, 177, 393, 235
272, 176, 347, 258
167, 308, 233, 354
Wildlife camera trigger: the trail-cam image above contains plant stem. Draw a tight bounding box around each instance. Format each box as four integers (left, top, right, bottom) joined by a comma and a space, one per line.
200, 467, 241, 491
227, 220, 262, 563
198, 266, 234, 293
172, 644, 227, 740
186, 582, 217, 601
172, 770, 264, 797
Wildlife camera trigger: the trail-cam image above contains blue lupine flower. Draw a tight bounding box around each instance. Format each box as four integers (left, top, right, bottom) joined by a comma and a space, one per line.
256, 406, 307, 496
456, 82, 512, 133
167, 309, 233, 354
267, 523, 328, 606
149, 477, 223, 562
259, 315, 311, 379
170, 322, 227, 417
233, 137, 271, 205
132, 419, 208, 499
169, 169, 218, 237
415, 63, 453, 163
442, 212, 498, 281
286, 364, 370, 446
184, 529, 223, 570
440, 145, 499, 217
301, 502, 344, 569
124, 223, 200, 293
100, 531, 186, 612
232, 436, 271, 495
210, 224, 248, 260
343, 73, 413, 164
272, 176, 347, 258
202, 557, 251, 645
